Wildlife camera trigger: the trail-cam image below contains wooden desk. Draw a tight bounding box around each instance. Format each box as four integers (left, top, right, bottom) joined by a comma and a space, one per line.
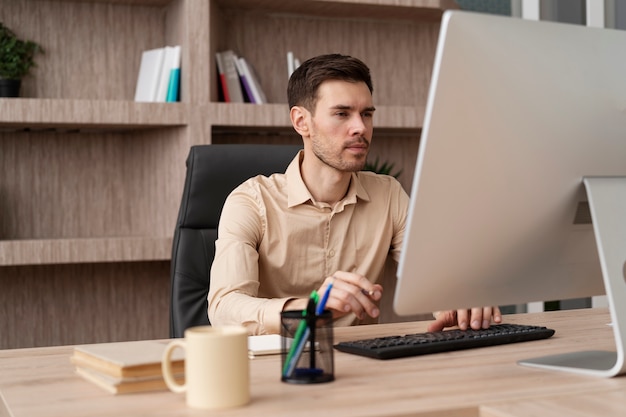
1, 309, 624, 417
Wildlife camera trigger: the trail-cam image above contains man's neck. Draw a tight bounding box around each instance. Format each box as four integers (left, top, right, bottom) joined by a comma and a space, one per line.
300, 157, 352, 207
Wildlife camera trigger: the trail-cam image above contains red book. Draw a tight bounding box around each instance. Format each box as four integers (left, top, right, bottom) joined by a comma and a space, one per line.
215, 52, 231, 102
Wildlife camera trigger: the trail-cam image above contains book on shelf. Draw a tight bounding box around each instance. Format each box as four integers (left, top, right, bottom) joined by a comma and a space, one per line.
134, 47, 165, 102
287, 51, 301, 79
215, 49, 244, 103
134, 45, 181, 103
215, 51, 230, 102
234, 55, 267, 104
233, 55, 255, 103
164, 45, 182, 102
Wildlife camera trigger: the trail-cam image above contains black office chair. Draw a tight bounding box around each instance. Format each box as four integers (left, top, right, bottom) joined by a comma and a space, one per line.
169, 144, 302, 338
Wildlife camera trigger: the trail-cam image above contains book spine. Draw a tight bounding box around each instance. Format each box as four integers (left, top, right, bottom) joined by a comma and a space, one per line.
165, 46, 181, 102
134, 47, 165, 102
241, 57, 267, 104
287, 51, 295, 80
287, 51, 301, 80
215, 52, 231, 102
166, 68, 180, 102
234, 56, 255, 103
221, 50, 245, 103
155, 46, 175, 102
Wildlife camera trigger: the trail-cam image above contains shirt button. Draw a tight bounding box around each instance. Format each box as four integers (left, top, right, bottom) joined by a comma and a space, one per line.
328, 250, 335, 258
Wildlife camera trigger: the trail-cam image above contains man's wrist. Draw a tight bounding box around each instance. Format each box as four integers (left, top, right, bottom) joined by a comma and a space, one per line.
283, 297, 308, 312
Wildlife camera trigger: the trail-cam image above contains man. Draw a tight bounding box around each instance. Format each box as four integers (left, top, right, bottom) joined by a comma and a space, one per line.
208, 54, 501, 334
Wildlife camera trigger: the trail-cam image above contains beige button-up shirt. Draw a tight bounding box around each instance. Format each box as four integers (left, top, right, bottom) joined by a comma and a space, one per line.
208, 151, 409, 334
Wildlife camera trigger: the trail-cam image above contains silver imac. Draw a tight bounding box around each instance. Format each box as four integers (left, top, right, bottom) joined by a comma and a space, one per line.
394, 10, 626, 377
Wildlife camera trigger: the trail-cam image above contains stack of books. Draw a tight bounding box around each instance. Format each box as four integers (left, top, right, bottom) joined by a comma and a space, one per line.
70, 335, 289, 394
134, 45, 182, 102
70, 340, 184, 395
215, 50, 267, 104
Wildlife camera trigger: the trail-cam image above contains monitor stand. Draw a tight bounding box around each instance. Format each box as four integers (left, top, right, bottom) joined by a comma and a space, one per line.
518, 177, 626, 377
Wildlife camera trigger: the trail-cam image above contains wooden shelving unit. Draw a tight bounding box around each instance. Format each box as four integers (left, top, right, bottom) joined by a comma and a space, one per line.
0, 99, 187, 129
0, 0, 457, 348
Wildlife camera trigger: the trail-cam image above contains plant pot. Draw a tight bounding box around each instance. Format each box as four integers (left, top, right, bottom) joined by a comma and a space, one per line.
0, 78, 21, 97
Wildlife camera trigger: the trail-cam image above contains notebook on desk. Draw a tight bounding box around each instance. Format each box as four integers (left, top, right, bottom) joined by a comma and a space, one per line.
248, 334, 283, 357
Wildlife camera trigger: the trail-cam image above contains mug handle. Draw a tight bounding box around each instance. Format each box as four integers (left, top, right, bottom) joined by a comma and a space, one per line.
162, 340, 186, 393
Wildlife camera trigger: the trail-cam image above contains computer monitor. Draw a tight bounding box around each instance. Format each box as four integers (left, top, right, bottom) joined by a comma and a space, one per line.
394, 10, 626, 377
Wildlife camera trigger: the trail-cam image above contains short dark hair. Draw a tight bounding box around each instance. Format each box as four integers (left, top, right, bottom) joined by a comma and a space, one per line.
287, 53, 373, 111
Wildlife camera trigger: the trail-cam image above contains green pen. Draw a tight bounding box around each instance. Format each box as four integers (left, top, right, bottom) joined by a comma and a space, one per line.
282, 290, 318, 377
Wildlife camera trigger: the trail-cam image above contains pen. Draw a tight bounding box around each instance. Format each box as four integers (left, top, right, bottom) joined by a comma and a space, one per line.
282, 291, 318, 377
361, 288, 375, 297
316, 278, 334, 315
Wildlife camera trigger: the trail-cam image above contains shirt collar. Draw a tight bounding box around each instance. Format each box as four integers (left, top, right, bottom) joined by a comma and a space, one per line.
286, 150, 372, 208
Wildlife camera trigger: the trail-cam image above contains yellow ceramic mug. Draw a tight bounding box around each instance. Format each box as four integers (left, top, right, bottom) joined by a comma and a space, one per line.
162, 325, 250, 409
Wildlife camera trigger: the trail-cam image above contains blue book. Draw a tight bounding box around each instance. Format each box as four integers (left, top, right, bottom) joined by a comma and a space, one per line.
166, 67, 180, 102
164, 45, 181, 102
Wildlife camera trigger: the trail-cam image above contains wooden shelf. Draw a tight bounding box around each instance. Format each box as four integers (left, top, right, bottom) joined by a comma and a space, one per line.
0, 84, 425, 139
0, 99, 187, 132
0, 237, 172, 266
62, 0, 173, 5
218, 0, 457, 22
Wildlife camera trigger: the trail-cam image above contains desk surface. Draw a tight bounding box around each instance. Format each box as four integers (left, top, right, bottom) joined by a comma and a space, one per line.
1, 308, 624, 417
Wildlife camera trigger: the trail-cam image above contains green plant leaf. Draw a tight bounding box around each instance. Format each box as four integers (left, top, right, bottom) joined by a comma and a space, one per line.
363, 155, 402, 178
0, 22, 43, 79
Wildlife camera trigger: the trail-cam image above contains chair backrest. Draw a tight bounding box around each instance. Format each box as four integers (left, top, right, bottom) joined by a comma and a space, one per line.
169, 144, 302, 337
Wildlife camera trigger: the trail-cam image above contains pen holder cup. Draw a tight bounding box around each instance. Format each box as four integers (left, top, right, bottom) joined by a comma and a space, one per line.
280, 309, 334, 384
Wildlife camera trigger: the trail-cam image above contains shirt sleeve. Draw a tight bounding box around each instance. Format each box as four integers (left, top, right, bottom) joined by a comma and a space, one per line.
207, 183, 290, 335
390, 180, 410, 264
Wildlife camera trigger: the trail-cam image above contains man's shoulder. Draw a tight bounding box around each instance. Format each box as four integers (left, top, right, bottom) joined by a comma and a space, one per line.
355, 170, 403, 189
354, 171, 408, 209
233, 172, 288, 195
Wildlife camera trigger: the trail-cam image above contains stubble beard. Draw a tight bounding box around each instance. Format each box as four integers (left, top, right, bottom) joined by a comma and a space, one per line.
312, 136, 369, 173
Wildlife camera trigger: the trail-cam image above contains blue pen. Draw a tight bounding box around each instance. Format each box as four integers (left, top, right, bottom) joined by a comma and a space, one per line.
284, 280, 334, 378
316, 278, 334, 315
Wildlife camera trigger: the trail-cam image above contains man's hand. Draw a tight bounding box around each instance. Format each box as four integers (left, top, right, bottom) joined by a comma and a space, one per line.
283, 271, 382, 320
427, 307, 502, 332
321, 271, 382, 320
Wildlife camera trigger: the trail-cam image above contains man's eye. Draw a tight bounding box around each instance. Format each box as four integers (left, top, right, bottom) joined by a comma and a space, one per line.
362, 112, 373, 118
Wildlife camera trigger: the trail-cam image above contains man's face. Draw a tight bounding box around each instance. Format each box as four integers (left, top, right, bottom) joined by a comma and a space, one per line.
308, 79, 375, 172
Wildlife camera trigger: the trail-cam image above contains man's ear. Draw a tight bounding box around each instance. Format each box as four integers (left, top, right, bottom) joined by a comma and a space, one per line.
290, 106, 310, 137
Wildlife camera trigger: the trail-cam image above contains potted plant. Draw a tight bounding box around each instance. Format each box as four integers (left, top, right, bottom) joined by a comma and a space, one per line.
0, 22, 43, 97
363, 155, 402, 179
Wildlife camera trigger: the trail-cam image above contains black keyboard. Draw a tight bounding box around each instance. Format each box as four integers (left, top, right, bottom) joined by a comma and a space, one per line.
334, 324, 555, 360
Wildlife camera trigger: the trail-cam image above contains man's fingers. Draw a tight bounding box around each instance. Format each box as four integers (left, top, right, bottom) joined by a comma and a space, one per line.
427, 311, 457, 332
431, 307, 502, 331
325, 274, 381, 319
493, 306, 503, 323
331, 271, 379, 298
